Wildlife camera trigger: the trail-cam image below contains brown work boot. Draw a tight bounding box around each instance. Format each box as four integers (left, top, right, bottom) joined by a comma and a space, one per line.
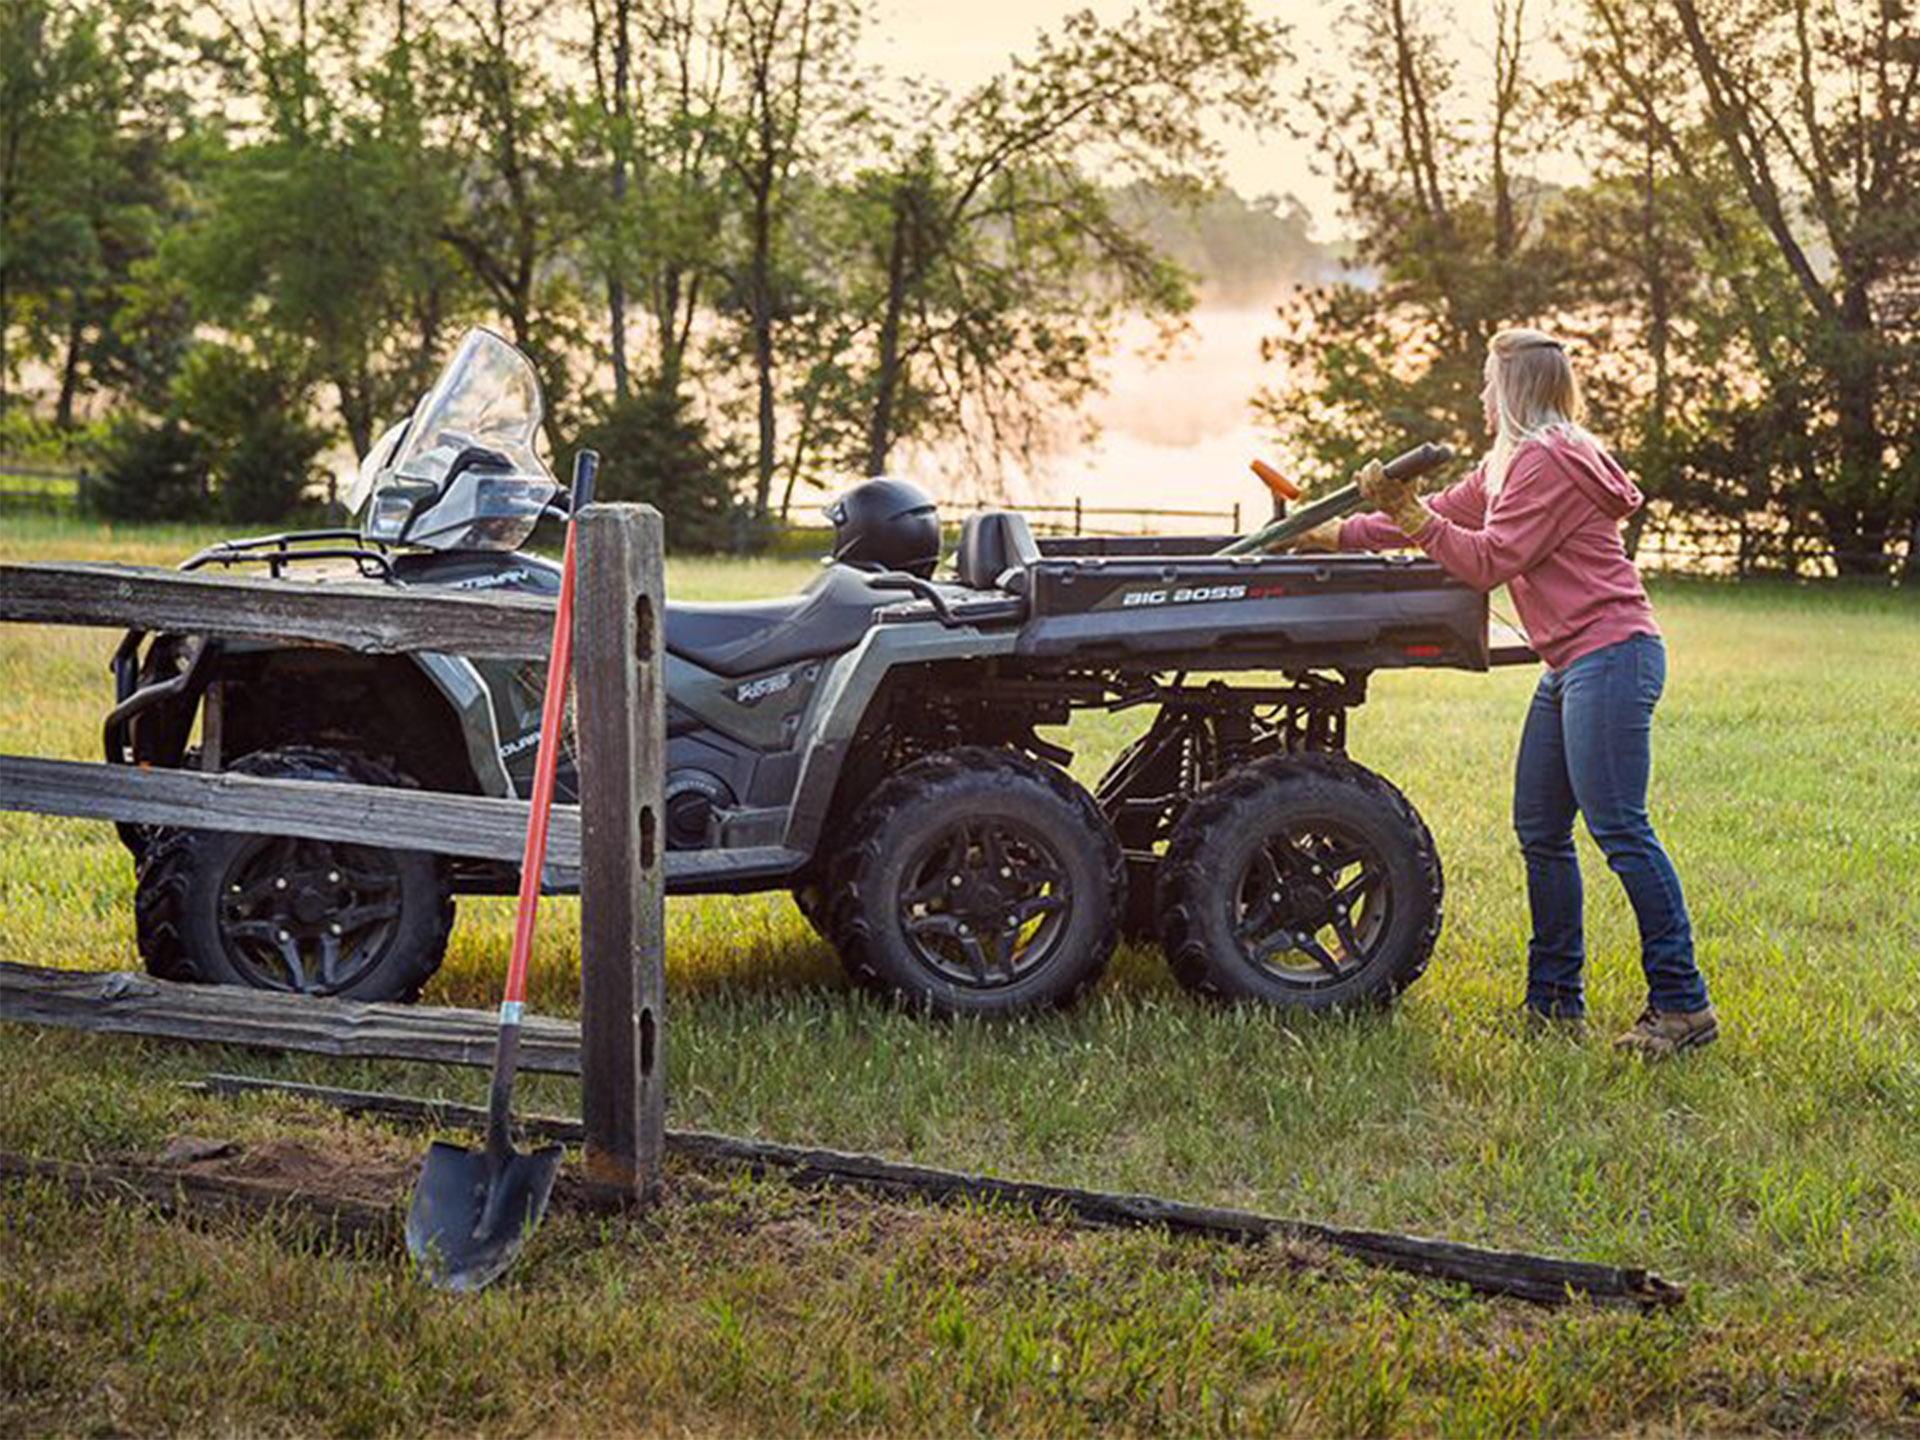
1613, 1004, 1718, 1058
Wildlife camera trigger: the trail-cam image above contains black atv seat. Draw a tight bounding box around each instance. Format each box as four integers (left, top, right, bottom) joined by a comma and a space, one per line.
956, 510, 1040, 591
665, 564, 894, 678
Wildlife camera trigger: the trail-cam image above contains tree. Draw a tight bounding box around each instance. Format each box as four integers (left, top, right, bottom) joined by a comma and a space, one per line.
1659, 0, 1920, 576
430, 0, 591, 452
714, 0, 867, 530
576, 383, 742, 549
172, 340, 326, 522
0, 0, 109, 413
1258, 0, 1560, 487
174, 0, 470, 457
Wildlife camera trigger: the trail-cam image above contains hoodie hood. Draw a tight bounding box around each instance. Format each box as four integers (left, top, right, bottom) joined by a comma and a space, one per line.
1532, 430, 1642, 519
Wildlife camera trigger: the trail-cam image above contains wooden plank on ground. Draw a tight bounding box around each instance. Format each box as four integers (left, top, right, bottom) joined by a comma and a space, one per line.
0, 755, 580, 868
574, 504, 668, 1200
196, 1075, 1683, 1308
0, 963, 580, 1074
0, 561, 553, 659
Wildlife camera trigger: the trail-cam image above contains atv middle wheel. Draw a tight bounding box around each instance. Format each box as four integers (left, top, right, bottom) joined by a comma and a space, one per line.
791, 881, 831, 940
135, 746, 455, 1001
826, 747, 1123, 1017
1158, 753, 1442, 1010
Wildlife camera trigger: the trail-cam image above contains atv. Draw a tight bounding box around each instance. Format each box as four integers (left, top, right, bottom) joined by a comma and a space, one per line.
106, 328, 1527, 1017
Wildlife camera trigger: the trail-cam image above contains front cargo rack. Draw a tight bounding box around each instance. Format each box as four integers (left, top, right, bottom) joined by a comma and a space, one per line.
180, 529, 394, 580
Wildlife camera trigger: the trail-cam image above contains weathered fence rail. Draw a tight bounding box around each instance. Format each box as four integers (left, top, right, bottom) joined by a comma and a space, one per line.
0, 755, 579, 867
0, 962, 582, 1073
0, 560, 554, 658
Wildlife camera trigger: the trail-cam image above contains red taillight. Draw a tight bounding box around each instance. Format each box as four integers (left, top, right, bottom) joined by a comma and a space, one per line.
1403, 644, 1443, 658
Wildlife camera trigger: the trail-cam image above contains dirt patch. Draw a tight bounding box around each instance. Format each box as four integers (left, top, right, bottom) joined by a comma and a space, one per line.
147, 1132, 416, 1208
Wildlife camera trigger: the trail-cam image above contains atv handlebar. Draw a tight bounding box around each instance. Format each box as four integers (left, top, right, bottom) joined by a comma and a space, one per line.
1220, 441, 1455, 556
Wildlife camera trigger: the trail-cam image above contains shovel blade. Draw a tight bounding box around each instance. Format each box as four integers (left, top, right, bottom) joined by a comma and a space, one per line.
405, 1139, 563, 1292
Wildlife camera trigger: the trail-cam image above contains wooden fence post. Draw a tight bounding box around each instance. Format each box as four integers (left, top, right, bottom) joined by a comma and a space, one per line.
573, 503, 667, 1201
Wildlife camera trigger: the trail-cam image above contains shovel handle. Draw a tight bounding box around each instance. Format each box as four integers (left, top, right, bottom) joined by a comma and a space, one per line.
500, 452, 598, 1013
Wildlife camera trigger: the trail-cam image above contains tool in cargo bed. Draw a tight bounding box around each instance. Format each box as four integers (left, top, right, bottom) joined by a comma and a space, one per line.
404, 451, 596, 1292
1221, 442, 1456, 555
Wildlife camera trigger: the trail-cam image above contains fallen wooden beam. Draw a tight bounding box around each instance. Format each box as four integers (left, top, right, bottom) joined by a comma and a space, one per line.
0, 755, 580, 867
0, 1150, 397, 1250
198, 1074, 1682, 1308
0, 561, 553, 659
0, 963, 580, 1074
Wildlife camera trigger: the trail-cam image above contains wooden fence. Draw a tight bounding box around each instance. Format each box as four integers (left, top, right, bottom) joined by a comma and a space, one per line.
0, 506, 668, 1199
0, 462, 87, 510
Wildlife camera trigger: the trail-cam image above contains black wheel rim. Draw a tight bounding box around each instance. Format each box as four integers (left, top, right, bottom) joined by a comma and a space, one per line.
1231, 818, 1390, 991
897, 818, 1073, 989
216, 836, 405, 995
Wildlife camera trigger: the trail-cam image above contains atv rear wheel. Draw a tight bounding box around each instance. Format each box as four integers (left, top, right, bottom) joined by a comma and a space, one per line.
1158, 754, 1441, 1010
135, 746, 454, 1001
826, 747, 1123, 1017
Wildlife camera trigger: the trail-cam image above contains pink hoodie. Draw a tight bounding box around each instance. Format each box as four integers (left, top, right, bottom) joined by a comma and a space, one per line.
1338, 430, 1660, 670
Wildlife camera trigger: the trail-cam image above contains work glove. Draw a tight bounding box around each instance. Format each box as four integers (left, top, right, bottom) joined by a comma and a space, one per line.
1357, 458, 1429, 537
1277, 520, 1344, 553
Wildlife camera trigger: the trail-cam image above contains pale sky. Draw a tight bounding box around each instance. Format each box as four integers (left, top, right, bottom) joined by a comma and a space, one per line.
859, 0, 1570, 246
859, 0, 1345, 232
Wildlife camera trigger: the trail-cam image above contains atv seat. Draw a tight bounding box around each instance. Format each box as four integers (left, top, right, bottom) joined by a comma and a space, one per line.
665, 564, 894, 678
955, 511, 1040, 592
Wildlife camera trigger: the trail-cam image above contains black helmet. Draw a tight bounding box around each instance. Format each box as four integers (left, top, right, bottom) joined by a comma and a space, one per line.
825, 477, 941, 578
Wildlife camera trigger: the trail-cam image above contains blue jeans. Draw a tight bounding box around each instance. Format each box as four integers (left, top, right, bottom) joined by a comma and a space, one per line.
1513, 633, 1707, 1017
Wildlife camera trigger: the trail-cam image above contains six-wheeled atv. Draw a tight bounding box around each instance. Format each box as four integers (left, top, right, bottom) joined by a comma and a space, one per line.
106, 329, 1529, 1017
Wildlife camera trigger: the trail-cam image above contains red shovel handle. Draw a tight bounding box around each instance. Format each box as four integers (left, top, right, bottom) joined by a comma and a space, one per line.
500, 456, 597, 1011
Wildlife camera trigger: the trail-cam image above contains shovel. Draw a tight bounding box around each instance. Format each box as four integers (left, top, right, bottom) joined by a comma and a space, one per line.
1219, 442, 1455, 555
405, 451, 597, 1292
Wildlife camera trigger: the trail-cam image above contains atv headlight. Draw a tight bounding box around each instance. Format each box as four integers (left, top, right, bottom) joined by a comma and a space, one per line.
364, 487, 426, 542
400, 471, 556, 552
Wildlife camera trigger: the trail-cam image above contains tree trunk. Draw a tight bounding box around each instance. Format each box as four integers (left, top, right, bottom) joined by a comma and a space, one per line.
0, 269, 10, 416
749, 178, 776, 528
55, 295, 86, 429
606, 0, 633, 402
864, 191, 913, 476
1829, 291, 1887, 578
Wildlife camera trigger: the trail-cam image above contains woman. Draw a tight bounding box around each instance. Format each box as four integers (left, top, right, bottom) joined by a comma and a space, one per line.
1296, 327, 1714, 1056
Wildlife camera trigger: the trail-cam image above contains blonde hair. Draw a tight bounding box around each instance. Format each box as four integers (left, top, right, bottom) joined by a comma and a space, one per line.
1483, 327, 1585, 497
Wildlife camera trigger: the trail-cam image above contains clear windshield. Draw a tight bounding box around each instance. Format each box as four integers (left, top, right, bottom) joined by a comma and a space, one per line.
345, 328, 550, 514
346, 329, 556, 550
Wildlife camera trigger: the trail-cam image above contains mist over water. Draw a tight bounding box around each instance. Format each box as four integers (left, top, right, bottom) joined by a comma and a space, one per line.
898, 305, 1291, 535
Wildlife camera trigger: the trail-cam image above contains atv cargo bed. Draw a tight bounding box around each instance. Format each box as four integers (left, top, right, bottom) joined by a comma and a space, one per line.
1008, 544, 1523, 673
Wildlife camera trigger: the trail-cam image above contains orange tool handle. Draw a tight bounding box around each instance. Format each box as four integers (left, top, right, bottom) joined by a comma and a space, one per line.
1250, 459, 1302, 503
501, 460, 594, 1010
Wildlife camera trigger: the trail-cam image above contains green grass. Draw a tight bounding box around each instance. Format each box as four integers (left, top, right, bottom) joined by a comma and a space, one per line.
4, 511, 1920, 1435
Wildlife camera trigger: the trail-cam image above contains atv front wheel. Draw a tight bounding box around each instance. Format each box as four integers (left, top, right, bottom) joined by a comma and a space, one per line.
1158, 754, 1442, 1010
826, 747, 1123, 1017
135, 746, 455, 1001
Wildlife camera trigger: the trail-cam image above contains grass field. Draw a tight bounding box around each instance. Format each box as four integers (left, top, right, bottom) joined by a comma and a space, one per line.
3, 511, 1919, 1436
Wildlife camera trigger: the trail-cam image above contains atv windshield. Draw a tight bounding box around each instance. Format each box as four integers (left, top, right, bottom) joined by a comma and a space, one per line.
349, 329, 557, 550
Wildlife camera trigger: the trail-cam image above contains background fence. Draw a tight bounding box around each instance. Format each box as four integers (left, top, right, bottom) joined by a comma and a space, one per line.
9, 456, 1912, 582
0, 462, 87, 511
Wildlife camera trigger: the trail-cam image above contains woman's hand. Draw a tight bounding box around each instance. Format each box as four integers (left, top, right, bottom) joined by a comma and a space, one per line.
1357, 458, 1430, 536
